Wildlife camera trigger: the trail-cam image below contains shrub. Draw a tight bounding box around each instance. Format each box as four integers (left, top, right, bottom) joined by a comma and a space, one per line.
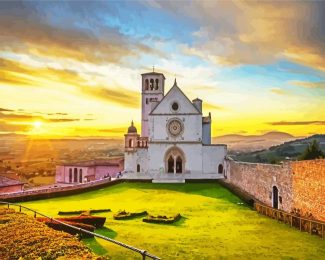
58, 209, 111, 215
143, 213, 181, 224
113, 210, 148, 220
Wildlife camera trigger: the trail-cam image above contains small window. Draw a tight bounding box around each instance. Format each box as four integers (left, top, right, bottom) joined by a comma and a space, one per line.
137, 164, 140, 173
172, 102, 179, 111
146, 98, 148, 105
279, 196, 282, 204
129, 139, 133, 147
74, 168, 78, 182
79, 169, 82, 183
69, 168, 72, 183
218, 164, 223, 174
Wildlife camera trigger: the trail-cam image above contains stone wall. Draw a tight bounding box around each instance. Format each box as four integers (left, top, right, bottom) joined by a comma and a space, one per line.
0, 184, 24, 194
291, 159, 325, 221
226, 159, 325, 221
225, 160, 293, 212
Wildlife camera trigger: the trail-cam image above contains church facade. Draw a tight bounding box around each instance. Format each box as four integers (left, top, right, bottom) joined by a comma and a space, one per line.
124, 71, 227, 180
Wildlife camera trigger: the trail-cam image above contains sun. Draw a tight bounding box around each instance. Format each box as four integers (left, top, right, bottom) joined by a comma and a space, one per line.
33, 121, 43, 129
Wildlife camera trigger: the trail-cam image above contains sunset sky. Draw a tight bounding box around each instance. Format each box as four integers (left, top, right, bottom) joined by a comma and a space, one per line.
0, 0, 324, 138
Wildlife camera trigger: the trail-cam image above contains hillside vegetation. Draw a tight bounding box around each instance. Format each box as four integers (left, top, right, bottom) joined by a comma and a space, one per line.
231, 134, 325, 163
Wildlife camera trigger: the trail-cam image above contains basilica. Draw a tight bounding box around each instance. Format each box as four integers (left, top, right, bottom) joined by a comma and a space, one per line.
123, 71, 227, 181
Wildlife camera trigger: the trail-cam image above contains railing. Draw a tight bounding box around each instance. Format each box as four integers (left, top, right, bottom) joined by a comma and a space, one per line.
255, 202, 324, 240
0, 201, 160, 260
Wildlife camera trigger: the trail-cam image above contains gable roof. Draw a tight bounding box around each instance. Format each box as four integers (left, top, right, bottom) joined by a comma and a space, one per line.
150, 79, 201, 115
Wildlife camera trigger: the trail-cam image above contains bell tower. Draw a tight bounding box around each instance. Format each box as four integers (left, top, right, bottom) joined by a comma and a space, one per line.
141, 70, 165, 137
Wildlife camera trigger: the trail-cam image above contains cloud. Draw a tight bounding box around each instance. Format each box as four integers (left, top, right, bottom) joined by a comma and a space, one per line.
268, 121, 325, 126
78, 85, 140, 108
0, 57, 140, 108
270, 88, 290, 95
290, 81, 325, 90
0, 121, 31, 132
203, 102, 225, 111
0, 2, 161, 65
99, 127, 128, 134
0, 108, 13, 112
0, 111, 80, 123
159, 1, 325, 70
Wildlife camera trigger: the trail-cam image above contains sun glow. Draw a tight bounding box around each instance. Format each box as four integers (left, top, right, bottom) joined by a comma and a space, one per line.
33, 121, 43, 129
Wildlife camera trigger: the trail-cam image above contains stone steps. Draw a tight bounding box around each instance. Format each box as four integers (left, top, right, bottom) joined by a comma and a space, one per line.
152, 179, 185, 184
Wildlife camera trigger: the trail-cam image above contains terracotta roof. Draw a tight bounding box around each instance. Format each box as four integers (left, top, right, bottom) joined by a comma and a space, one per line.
0, 176, 24, 188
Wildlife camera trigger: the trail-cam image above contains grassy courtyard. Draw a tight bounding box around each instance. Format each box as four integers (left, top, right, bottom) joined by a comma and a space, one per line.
19, 183, 325, 259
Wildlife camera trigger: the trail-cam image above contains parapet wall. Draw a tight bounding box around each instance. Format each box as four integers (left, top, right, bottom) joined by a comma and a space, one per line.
291, 159, 325, 221
225, 159, 325, 221
225, 160, 293, 212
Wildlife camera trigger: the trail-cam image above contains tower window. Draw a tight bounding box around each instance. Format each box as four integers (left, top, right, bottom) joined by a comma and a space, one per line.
155, 79, 159, 90
129, 139, 133, 147
137, 164, 140, 173
145, 79, 149, 90
146, 98, 148, 104
150, 79, 154, 90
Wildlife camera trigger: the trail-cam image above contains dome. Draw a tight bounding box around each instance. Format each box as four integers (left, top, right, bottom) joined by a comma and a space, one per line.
127, 120, 137, 133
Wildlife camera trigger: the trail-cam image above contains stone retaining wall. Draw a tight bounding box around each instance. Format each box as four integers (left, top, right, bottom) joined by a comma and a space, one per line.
291, 160, 325, 221
225, 159, 325, 221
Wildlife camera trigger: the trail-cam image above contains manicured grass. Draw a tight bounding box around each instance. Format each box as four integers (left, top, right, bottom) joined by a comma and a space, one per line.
19, 183, 325, 259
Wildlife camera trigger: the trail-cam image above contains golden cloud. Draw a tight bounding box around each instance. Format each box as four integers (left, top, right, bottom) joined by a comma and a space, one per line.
270, 88, 290, 95
0, 121, 31, 132
0, 57, 140, 108
290, 81, 325, 90
171, 1, 325, 70
203, 102, 225, 111
268, 121, 325, 126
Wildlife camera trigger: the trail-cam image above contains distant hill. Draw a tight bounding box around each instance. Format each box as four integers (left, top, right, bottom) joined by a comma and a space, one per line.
231, 134, 325, 163
213, 131, 296, 152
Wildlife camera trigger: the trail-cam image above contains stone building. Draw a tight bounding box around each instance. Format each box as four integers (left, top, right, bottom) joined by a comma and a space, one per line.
56, 158, 124, 183
0, 175, 24, 193
124, 71, 227, 180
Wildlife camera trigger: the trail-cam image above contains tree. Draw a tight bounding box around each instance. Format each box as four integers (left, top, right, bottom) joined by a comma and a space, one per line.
299, 140, 324, 160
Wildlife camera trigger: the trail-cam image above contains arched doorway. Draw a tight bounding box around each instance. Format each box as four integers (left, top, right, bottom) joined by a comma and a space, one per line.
164, 147, 185, 174
167, 156, 174, 173
272, 186, 279, 209
176, 156, 182, 173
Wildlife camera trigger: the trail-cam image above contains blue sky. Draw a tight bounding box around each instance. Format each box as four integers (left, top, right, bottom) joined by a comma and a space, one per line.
0, 0, 324, 137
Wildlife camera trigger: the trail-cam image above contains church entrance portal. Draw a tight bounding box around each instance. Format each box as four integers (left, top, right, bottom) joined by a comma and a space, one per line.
164, 147, 185, 174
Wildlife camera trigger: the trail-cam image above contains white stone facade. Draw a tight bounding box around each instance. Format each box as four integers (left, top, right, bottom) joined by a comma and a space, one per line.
124, 71, 227, 180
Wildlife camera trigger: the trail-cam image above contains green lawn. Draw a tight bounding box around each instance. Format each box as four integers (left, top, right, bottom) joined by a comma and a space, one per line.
18, 183, 325, 259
